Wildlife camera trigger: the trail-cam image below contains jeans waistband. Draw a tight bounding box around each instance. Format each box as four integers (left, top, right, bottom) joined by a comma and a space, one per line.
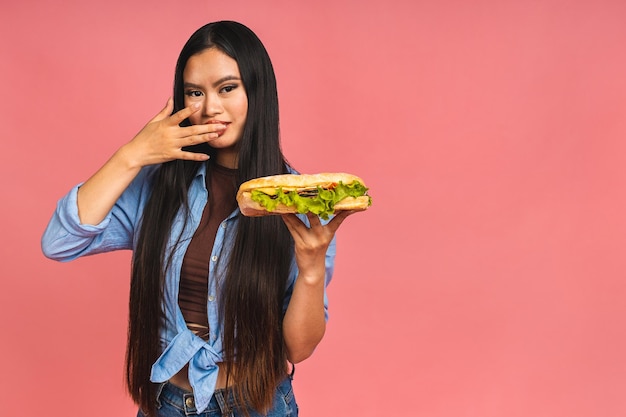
156, 382, 206, 414
156, 376, 293, 416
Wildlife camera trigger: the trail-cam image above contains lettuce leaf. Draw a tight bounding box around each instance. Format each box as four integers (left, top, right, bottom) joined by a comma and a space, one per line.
250, 181, 371, 220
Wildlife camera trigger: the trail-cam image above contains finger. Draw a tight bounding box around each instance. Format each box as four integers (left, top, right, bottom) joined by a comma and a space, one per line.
281, 214, 307, 240
306, 212, 322, 228
180, 123, 226, 138
176, 131, 219, 149
169, 103, 201, 126
177, 149, 211, 162
325, 210, 354, 233
149, 97, 174, 123
281, 213, 302, 230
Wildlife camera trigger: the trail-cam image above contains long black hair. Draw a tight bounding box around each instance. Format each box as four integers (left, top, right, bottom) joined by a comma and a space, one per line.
126, 21, 293, 415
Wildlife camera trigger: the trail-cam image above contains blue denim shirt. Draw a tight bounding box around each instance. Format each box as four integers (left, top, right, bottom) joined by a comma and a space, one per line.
41, 163, 337, 413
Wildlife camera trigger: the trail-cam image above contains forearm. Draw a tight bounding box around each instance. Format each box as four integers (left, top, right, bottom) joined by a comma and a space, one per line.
282, 271, 327, 363
280, 211, 350, 363
77, 145, 141, 225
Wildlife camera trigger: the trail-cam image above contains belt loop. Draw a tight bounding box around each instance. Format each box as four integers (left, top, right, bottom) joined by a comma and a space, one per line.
215, 389, 234, 417
155, 382, 166, 409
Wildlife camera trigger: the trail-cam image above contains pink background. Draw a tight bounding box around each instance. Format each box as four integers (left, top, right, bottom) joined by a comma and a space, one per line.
2, 0, 626, 416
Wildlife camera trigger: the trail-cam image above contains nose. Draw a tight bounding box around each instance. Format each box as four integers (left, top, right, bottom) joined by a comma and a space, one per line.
202, 93, 224, 117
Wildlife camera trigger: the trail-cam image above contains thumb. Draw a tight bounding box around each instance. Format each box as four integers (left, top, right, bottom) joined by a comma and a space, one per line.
149, 97, 174, 123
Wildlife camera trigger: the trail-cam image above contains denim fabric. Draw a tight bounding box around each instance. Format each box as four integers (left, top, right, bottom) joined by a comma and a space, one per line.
136, 377, 298, 417
42, 162, 335, 413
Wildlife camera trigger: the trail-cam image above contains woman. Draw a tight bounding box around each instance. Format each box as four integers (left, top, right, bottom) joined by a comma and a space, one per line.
42, 21, 352, 416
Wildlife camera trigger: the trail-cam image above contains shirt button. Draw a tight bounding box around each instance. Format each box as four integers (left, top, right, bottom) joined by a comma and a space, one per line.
208, 295, 215, 302
221, 222, 227, 229
185, 396, 195, 408
211, 255, 218, 262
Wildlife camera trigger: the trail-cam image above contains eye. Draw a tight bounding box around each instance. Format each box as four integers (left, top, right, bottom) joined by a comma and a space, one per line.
185, 90, 203, 97
220, 84, 238, 94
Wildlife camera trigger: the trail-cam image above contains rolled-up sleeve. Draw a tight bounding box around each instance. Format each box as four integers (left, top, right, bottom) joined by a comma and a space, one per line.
41, 166, 155, 262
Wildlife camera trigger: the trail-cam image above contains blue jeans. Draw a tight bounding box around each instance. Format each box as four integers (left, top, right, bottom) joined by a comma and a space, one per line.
137, 377, 298, 417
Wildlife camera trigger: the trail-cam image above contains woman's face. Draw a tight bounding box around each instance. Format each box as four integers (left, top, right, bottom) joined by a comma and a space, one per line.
183, 47, 248, 168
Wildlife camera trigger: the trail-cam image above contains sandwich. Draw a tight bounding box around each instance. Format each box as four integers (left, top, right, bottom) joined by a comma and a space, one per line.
236, 172, 372, 219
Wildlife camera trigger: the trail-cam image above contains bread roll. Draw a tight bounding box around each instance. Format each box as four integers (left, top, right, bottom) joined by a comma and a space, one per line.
236, 173, 371, 217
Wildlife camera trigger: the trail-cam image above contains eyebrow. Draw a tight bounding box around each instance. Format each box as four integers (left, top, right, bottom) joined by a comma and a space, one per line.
184, 75, 242, 89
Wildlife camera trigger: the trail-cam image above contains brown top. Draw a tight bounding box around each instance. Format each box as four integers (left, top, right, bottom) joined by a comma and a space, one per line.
179, 163, 238, 340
